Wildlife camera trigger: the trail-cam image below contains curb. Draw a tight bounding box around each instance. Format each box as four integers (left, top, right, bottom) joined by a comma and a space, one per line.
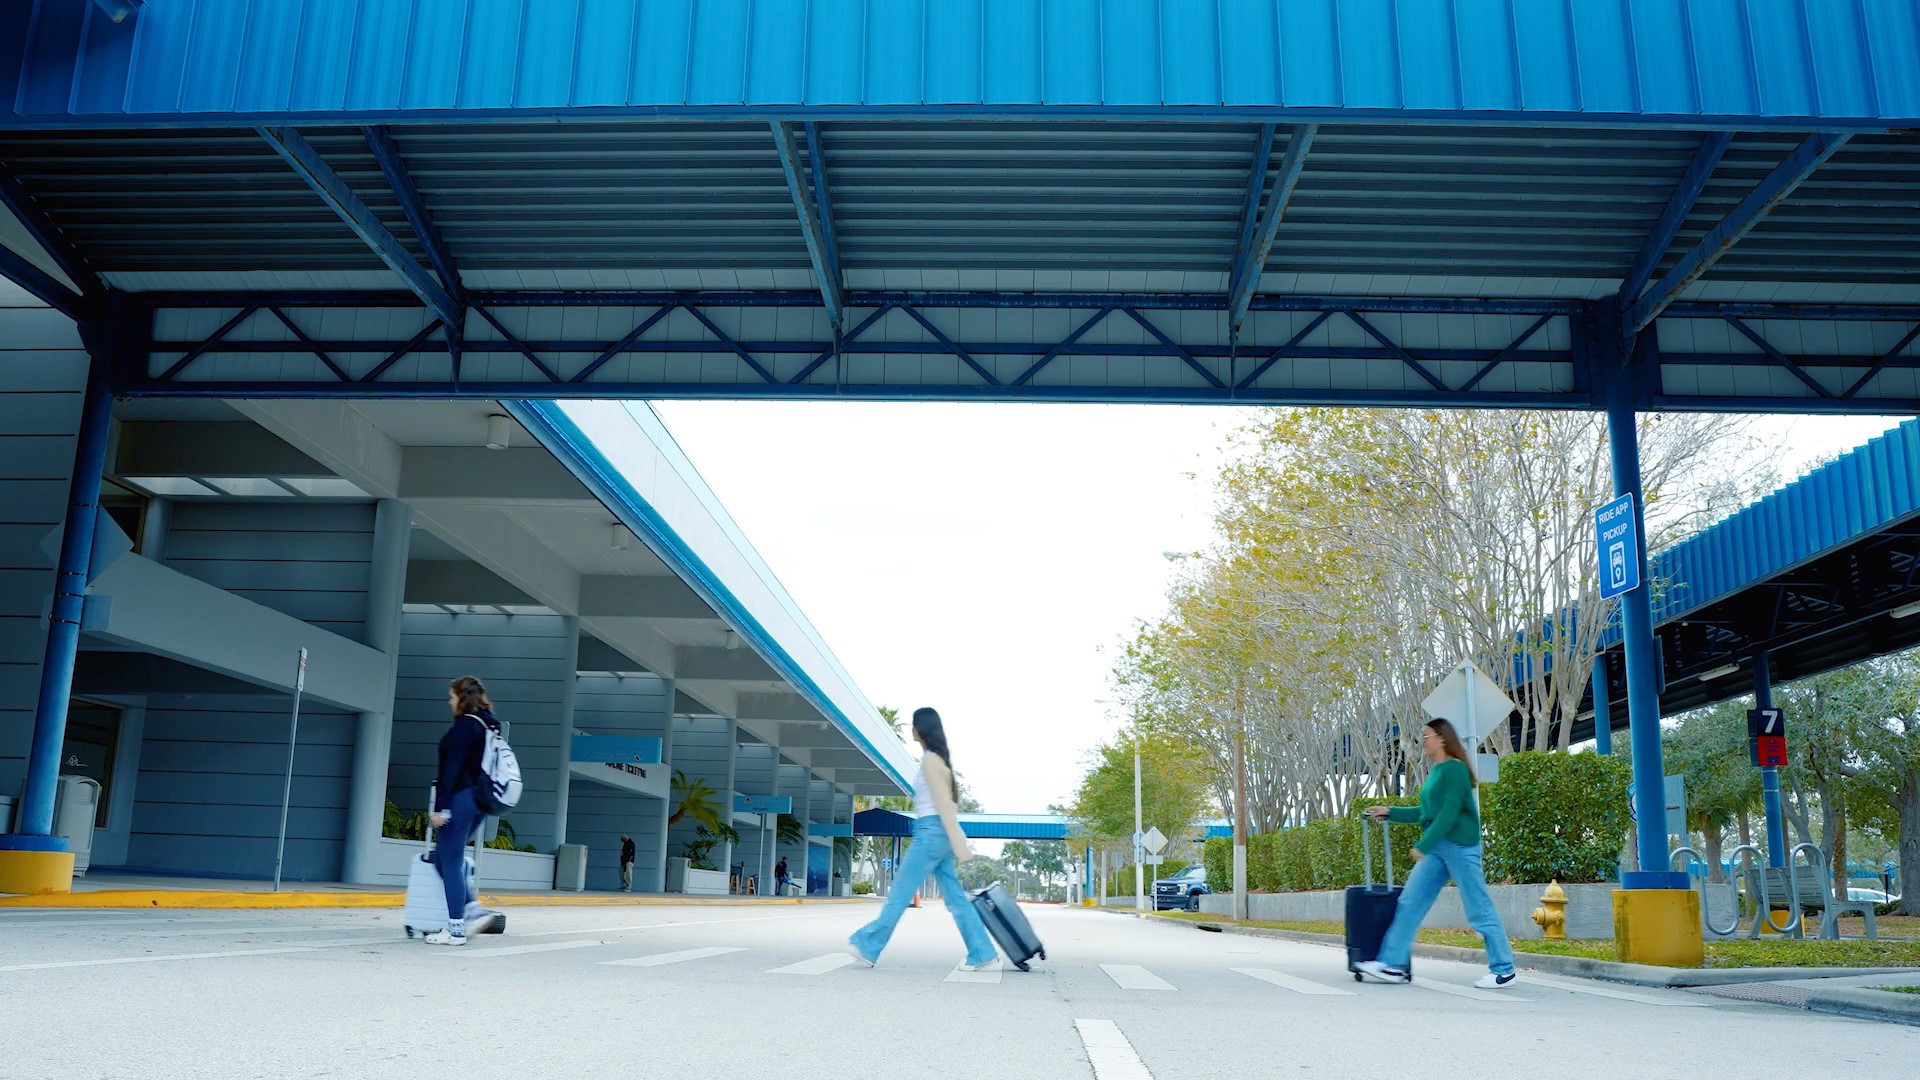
1156, 916, 1913, 989
0, 889, 875, 910
1803, 985, 1920, 1027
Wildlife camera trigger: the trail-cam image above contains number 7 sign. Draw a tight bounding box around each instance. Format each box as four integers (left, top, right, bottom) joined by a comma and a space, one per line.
1747, 708, 1785, 739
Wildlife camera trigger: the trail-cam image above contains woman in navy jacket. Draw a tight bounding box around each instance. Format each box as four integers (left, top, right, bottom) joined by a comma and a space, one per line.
426, 676, 501, 945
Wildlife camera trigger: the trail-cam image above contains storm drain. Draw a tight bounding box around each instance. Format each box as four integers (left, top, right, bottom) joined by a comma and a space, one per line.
1688, 982, 1814, 1007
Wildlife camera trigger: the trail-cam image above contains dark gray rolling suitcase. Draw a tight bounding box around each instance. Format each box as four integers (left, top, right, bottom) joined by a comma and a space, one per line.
972, 882, 1044, 971
1345, 818, 1404, 980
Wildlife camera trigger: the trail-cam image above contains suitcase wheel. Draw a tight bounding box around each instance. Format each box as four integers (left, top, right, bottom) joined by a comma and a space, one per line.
1015, 959, 1031, 972
1037, 949, 1046, 961
405, 926, 415, 939
1353, 972, 1363, 982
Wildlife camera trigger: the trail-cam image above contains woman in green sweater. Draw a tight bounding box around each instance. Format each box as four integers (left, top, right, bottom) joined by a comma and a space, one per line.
1356, 718, 1516, 988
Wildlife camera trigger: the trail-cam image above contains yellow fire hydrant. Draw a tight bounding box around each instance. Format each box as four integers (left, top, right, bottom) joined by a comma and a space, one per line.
1532, 880, 1569, 940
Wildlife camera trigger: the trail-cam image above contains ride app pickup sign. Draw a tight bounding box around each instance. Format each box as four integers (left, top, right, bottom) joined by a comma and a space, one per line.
1595, 493, 1641, 599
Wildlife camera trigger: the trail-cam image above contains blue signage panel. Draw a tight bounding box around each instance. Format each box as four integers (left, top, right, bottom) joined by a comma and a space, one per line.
1595, 493, 1641, 599
734, 794, 792, 815
570, 735, 662, 765
807, 822, 853, 838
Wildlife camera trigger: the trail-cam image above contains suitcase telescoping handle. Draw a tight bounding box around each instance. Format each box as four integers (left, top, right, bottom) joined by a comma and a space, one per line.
1361, 815, 1394, 888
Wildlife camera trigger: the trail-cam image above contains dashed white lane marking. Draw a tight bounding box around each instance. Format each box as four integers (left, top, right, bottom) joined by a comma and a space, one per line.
945, 960, 1003, 984
456, 940, 603, 958
1232, 967, 1356, 996
0, 917, 252, 930
0, 947, 318, 972
1075, 1019, 1152, 1080
602, 946, 747, 968
520, 911, 845, 938
1520, 972, 1712, 1006
1100, 964, 1175, 991
1411, 976, 1529, 1002
768, 953, 859, 975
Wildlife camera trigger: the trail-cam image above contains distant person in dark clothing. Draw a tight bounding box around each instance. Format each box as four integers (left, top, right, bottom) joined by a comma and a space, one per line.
775, 857, 792, 896
426, 675, 501, 946
620, 835, 636, 892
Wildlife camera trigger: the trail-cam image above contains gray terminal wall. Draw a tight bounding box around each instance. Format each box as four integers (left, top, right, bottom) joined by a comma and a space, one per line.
665, 715, 736, 871
124, 695, 355, 881
389, 609, 579, 852
161, 502, 376, 644
733, 739, 778, 894
0, 327, 84, 799
569, 672, 672, 892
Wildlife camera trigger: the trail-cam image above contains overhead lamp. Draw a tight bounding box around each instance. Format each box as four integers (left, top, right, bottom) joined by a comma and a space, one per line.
1891, 600, 1920, 620
1696, 663, 1740, 682
485, 414, 511, 450
611, 524, 631, 551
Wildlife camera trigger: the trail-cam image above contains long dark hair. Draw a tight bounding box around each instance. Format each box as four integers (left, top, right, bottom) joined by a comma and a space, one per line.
451, 675, 493, 718
1426, 718, 1477, 788
913, 707, 959, 801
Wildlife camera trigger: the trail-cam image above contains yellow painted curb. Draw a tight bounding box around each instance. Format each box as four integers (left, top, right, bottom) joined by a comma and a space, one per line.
0, 889, 876, 910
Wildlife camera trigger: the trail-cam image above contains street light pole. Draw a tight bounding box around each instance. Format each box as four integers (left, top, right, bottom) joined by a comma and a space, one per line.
1133, 744, 1146, 912
1233, 688, 1248, 921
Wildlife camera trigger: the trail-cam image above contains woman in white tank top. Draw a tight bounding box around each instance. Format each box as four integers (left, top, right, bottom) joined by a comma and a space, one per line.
848, 707, 999, 970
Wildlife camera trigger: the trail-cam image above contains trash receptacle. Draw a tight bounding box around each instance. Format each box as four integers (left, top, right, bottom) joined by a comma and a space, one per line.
554, 843, 587, 891
53, 776, 101, 876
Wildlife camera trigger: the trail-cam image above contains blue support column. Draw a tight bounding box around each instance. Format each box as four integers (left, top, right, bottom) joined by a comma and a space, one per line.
1591, 654, 1613, 756
1754, 652, 1788, 869
1599, 330, 1682, 888
15, 360, 113, 840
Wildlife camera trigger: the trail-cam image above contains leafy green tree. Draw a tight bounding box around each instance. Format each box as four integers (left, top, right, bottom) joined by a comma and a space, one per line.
1069, 733, 1213, 863
1663, 701, 1762, 881
957, 855, 1005, 893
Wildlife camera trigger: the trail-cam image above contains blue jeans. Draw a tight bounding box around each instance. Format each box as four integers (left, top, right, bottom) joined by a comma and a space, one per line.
435, 787, 484, 921
850, 816, 997, 966
1377, 839, 1514, 976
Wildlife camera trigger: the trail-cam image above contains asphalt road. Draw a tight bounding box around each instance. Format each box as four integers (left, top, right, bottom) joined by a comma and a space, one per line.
1, 901, 1912, 1079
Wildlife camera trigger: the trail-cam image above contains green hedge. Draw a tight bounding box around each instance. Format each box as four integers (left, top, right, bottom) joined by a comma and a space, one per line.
1480, 750, 1631, 884
1248, 832, 1280, 891
1203, 836, 1231, 893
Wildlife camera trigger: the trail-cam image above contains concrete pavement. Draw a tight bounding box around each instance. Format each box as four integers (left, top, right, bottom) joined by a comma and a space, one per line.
1, 902, 1912, 1079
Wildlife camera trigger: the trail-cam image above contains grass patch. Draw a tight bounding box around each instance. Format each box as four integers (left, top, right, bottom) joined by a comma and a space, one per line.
1152, 912, 1920, 969
1878, 985, 1920, 995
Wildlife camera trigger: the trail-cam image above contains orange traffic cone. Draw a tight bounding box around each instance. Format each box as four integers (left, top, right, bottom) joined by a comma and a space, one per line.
912, 892, 922, 908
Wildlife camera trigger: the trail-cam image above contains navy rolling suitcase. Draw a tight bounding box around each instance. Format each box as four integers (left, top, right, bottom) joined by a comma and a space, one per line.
972, 883, 1045, 971
1345, 818, 1404, 981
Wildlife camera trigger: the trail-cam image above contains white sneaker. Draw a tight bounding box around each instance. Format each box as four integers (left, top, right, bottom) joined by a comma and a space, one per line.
463, 906, 500, 935
1354, 959, 1410, 983
422, 929, 467, 946
846, 943, 875, 968
962, 958, 999, 972
1474, 972, 1518, 989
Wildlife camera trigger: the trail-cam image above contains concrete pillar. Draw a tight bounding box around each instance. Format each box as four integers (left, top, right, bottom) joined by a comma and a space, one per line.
552, 617, 580, 847
341, 499, 409, 885
136, 497, 169, 560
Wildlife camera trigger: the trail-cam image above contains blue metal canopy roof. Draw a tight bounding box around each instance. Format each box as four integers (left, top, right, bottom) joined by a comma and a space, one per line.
852, 808, 1072, 840
7, 0, 1919, 129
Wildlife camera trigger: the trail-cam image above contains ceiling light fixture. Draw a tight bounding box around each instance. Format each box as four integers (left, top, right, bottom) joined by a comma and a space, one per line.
1891, 600, 1920, 620
1696, 663, 1740, 682
485, 414, 511, 450
611, 524, 631, 550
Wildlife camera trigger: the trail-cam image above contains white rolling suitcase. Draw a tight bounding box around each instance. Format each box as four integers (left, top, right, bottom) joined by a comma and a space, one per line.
403, 786, 505, 939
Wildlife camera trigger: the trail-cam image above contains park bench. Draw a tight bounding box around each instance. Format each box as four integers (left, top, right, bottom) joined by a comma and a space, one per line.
1750, 867, 1880, 940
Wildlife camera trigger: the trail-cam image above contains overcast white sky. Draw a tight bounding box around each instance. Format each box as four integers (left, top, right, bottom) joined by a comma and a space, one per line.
654, 402, 1909, 814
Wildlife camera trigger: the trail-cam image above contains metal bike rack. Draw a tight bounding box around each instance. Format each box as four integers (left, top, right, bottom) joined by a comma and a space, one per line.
1678, 845, 1760, 939
1790, 842, 1833, 939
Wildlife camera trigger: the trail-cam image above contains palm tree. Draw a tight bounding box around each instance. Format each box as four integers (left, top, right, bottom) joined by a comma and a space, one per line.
668, 770, 723, 830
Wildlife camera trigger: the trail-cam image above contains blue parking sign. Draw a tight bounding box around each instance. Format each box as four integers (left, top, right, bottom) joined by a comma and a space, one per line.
1595, 493, 1641, 599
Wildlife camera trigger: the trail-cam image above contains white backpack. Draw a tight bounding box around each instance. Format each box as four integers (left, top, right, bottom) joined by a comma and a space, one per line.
472, 714, 523, 813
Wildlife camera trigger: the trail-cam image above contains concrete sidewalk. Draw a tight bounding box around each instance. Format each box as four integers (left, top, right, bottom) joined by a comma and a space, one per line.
0, 871, 879, 909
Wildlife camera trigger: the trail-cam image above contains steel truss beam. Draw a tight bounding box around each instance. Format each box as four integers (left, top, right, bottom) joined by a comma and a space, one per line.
1228, 123, 1316, 330
117, 291, 1920, 411
769, 121, 845, 328
1625, 132, 1850, 334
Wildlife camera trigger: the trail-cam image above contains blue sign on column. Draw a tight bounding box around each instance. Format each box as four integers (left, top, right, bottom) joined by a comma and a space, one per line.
1595, 493, 1641, 599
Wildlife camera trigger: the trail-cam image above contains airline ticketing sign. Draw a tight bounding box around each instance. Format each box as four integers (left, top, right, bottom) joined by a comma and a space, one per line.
1595, 493, 1641, 600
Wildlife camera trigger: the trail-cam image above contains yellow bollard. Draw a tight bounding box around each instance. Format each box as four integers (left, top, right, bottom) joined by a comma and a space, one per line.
1531, 880, 1569, 940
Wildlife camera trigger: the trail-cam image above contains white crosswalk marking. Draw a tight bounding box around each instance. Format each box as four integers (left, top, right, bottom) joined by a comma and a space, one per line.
0, 917, 251, 931
1519, 972, 1712, 1007
149, 924, 332, 937
1232, 968, 1355, 996
458, 941, 602, 958
1411, 976, 1528, 1002
602, 947, 746, 968
767, 953, 858, 975
0, 947, 318, 972
945, 960, 1003, 984
1075, 1019, 1153, 1080
1100, 964, 1175, 991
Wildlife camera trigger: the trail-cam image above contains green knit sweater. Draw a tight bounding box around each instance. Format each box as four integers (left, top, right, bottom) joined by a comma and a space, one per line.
1385, 759, 1481, 855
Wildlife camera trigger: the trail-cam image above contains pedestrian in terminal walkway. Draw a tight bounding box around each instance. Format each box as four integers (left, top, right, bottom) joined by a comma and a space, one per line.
425, 676, 503, 946
847, 707, 999, 971
775, 856, 792, 896
619, 835, 636, 892
1356, 718, 1516, 988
